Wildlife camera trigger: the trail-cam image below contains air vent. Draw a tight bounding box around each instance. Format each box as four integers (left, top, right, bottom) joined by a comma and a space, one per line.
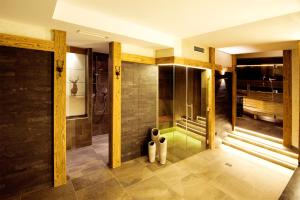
194, 46, 205, 53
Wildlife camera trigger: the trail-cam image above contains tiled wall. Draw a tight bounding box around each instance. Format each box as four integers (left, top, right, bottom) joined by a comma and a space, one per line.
0, 46, 53, 198
121, 62, 158, 161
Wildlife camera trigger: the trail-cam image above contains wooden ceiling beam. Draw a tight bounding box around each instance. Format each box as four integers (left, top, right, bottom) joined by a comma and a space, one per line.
0, 33, 54, 52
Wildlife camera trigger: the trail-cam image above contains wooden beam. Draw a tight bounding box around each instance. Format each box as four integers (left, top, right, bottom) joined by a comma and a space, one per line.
208, 47, 216, 149
232, 55, 237, 131
67, 46, 87, 55
215, 64, 233, 73
174, 57, 211, 69
283, 50, 292, 147
156, 56, 211, 69
0, 32, 54, 52
155, 56, 175, 64
121, 53, 155, 65
109, 42, 122, 168
53, 30, 67, 187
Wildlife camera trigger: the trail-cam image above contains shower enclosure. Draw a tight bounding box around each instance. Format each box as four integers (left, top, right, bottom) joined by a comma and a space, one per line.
159, 65, 208, 162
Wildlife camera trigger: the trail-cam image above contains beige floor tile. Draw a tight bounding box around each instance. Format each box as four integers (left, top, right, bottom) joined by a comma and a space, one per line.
76, 178, 126, 200
126, 176, 182, 200
72, 166, 114, 191
21, 181, 76, 200
112, 159, 154, 187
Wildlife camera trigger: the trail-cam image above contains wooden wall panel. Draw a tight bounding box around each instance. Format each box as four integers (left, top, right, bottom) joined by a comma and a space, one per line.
53, 30, 67, 187
109, 42, 122, 168
208, 47, 216, 149
283, 50, 292, 147
0, 33, 54, 52
232, 55, 237, 131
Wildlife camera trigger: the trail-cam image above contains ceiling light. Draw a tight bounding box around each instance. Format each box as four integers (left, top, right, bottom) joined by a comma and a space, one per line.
76, 30, 109, 39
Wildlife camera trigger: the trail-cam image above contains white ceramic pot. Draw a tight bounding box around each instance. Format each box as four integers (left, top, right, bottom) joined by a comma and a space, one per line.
151, 128, 160, 142
151, 128, 160, 157
159, 137, 167, 165
148, 141, 156, 163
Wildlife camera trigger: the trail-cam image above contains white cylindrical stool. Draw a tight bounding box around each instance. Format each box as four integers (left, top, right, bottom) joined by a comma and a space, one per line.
148, 141, 156, 163
159, 137, 167, 165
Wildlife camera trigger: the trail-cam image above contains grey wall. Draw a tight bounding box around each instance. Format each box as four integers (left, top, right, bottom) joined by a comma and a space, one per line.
121, 62, 158, 162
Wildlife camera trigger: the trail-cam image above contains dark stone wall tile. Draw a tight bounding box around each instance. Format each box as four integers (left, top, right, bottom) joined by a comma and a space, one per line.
0, 46, 53, 198
121, 62, 158, 162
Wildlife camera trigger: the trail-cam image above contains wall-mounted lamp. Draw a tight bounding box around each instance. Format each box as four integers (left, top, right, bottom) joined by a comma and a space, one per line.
56, 60, 64, 77
115, 66, 120, 79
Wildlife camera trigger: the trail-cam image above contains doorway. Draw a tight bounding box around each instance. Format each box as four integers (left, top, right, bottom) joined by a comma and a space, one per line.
66, 49, 110, 181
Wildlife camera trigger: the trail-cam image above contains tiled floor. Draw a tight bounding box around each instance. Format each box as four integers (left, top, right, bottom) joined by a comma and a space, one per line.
19, 134, 294, 200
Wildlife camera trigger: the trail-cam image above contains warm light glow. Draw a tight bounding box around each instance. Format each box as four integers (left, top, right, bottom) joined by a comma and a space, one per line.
235, 127, 283, 143
221, 145, 294, 176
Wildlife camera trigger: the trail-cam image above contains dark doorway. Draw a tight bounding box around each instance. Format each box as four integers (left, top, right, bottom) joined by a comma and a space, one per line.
215, 71, 232, 138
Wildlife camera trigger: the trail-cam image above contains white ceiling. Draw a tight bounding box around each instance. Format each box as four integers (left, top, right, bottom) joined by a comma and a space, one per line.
1, 0, 300, 54
62, 0, 300, 38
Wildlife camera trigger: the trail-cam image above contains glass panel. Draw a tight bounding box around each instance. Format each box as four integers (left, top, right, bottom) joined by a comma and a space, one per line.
163, 65, 186, 162
186, 68, 207, 154
158, 65, 174, 130
158, 65, 208, 163
66, 52, 87, 117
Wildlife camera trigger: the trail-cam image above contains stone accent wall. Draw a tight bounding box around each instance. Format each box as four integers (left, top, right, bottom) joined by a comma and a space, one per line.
0, 46, 53, 198
121, 62, 158, 162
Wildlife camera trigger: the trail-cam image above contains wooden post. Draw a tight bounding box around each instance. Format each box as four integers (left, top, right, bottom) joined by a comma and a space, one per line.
232, 55, 237, 131
208, 47, 216, 149
298, 43, 300, 165
109, 42, 122, 168
53, 30, 67, 187
283, 50, 292, 147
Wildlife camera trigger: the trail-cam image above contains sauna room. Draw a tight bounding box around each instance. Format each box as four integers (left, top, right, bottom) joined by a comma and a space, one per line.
235, 51, 284, 139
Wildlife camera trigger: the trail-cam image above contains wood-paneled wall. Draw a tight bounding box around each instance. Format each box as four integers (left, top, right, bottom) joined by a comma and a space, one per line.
283, 50, 292, 147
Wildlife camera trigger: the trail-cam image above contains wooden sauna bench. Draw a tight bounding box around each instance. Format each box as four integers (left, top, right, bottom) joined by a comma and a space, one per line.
239, 90, 283, 120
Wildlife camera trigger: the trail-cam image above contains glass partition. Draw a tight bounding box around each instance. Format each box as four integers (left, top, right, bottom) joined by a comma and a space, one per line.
159, 65, 208, 162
